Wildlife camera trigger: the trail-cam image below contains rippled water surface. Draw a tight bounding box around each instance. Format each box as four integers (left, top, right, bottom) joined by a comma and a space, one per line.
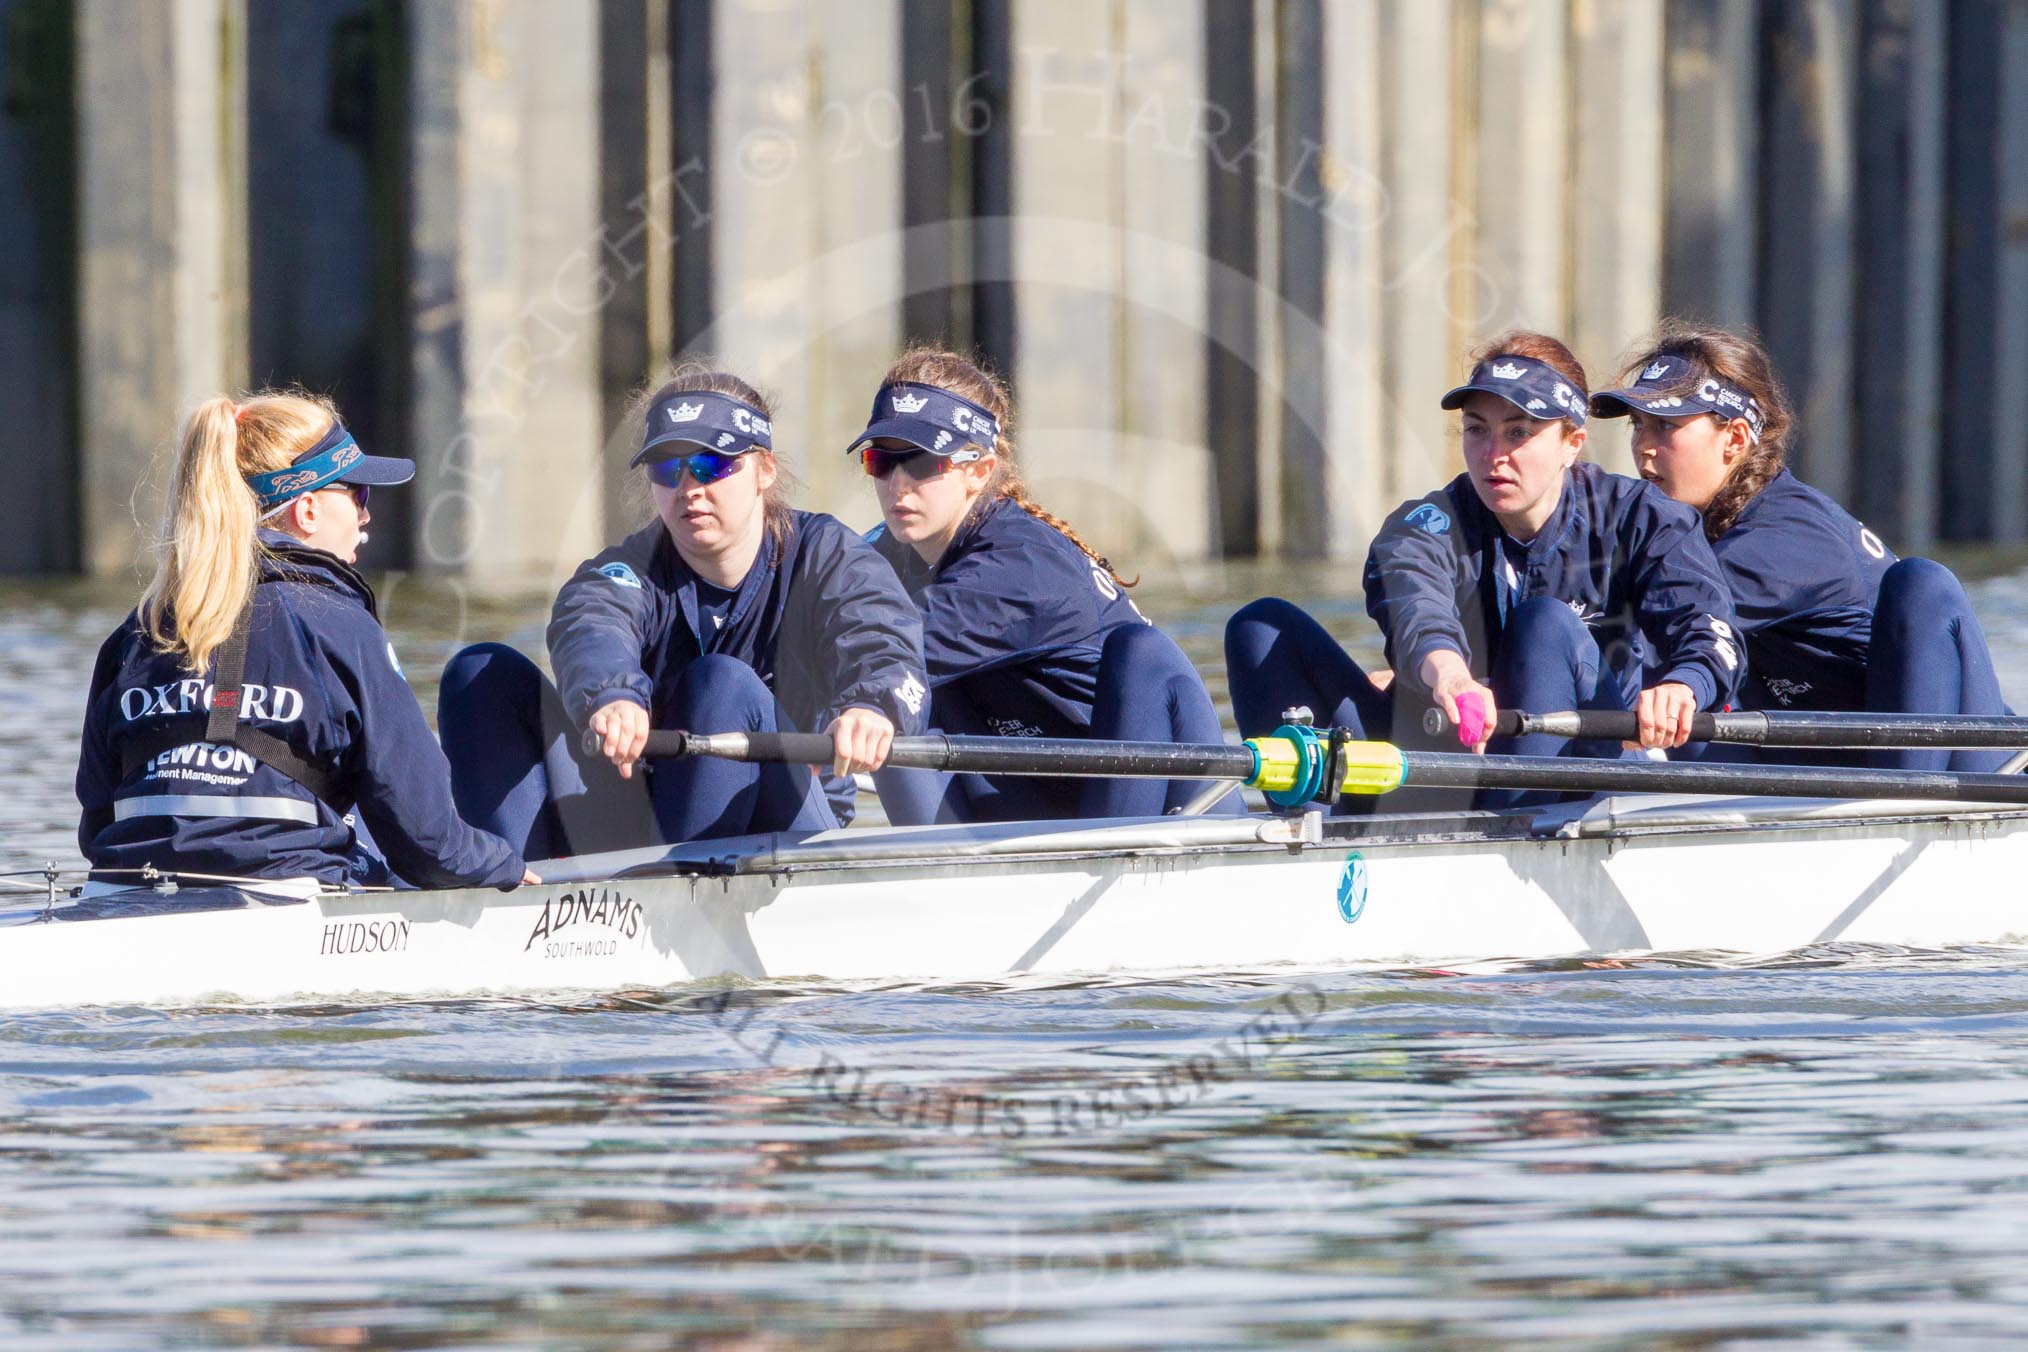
9, 566, 2028, 1347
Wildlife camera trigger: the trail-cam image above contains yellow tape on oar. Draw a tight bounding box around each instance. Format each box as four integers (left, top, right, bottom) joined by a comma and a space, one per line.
1244, 725, 1405, 806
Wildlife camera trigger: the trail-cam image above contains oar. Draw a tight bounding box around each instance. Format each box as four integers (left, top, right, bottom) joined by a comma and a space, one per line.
1422, 707, 2028, 750
636, 729, 2028, 808
631, 730, 1258, 780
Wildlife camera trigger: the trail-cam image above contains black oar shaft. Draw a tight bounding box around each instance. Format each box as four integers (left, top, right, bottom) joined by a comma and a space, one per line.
1424, 707, 2028, 750
642, 729, 1257, 781
1399, 751, 2028, 804
626, 726, 2028, 807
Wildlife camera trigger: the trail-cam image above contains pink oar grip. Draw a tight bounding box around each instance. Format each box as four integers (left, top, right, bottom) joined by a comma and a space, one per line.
1455, 693, 1489, 747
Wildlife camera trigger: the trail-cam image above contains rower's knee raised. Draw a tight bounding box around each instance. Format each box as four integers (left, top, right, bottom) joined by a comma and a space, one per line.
439, 642, 541, 722
1504, 596, 1591, 659
1876, 558, 1971, 640
1099, 622, 1218, 742
1224, 596, 1309, 660
667, 653, 776, 731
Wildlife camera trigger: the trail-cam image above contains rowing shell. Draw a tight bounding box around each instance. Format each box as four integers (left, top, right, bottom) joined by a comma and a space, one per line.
6, 794, 2027, 1010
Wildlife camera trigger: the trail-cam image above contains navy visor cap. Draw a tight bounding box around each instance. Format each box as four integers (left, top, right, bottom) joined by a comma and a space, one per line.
632, 389, 775, 465
1440, 354, 1588, 427
848, 382, 999, 460
1590, 354, 1766, 440
246, 421, 413, 511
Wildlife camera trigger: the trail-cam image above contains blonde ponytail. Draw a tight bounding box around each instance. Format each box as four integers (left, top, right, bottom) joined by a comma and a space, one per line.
139, 391, 345, 672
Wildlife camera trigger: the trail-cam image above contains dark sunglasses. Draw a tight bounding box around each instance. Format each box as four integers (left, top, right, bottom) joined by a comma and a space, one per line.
645, 449, 752, 487
320, 482, 369, 510
860, 447, 947, 480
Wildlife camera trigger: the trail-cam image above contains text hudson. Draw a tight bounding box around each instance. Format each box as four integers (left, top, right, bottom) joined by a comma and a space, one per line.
525, 887, 644, 953
320, 919, 410, 956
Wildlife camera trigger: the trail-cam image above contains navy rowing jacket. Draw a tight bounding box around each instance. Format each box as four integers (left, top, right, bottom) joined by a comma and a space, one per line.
76, 534, 524, 889
868, 495, 1146, 737
549, 511, 928, 816
1713, 468, 1896, 710
1364, 462, 1745, 710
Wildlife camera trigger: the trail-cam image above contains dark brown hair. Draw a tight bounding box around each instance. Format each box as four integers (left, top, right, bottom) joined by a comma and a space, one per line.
1466, 330, 1590, 437
1615, 319, 1794, 540
879, 346, 1133, 586
632, 359, 796, 548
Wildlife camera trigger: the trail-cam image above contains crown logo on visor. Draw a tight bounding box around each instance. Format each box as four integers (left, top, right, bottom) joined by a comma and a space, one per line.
890, 391, 928, 414
670, 401, 704, 423
1643, 360, 1670, 381
1489, 361, 1525, 379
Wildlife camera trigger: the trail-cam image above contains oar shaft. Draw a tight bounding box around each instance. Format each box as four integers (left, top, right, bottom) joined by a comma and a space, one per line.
651, 730, 1260, 781
629, 726, 2028, 808
1398, 751, 2028, 804
1424, 707, 2028, 749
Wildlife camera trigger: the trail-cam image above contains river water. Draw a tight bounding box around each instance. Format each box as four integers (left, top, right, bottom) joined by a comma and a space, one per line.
8, 564, 2028, 1347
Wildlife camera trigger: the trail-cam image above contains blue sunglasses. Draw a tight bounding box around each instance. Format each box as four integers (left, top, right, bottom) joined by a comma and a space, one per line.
320, 482, 369, 510
645, 449, 752, 487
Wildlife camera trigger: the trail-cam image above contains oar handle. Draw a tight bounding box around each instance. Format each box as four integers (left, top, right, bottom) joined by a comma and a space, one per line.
576, 729, 843, 762
1422, 707, 2028, 750
645, 729, 834, 761
1422, 708, 1721, 743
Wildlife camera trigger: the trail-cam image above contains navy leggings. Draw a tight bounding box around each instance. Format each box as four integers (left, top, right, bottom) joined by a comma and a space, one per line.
437, 644, 834, 860
1868, 559, 2012, 773
1682, 558, 2012, 772
874, 624, 1243, 823
1224, 596, 1636, 809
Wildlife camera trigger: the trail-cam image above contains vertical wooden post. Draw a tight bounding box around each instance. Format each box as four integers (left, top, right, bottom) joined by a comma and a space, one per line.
75, 0, 246, 577
1996, 2, 2028, 545
0, 0, 79, 571
1571, 0, 1664, 472
1469, 0, 1568, 335
1662, 0, 1761, 327
1378, 0, 1460, 500
704, 1, 902, 524
1756, 0, 1859, 505
1317, 0, 1385, 558
404, 0, 603, 585
1204, 0, 1259, 556
1942, 0, 2028, 544
1275, 0, 1326, 558
1852, 0, 1945, 547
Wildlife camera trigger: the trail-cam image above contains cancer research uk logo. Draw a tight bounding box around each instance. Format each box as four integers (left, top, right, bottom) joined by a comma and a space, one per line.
1404, 502, 1450, 535
1336, 853, 1368, 924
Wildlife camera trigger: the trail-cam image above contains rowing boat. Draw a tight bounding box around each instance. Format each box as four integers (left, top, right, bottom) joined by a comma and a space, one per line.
7, 786, 2028, 1010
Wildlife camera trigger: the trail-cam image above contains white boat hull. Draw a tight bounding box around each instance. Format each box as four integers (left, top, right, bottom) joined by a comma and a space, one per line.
7, 796, 2027, 1009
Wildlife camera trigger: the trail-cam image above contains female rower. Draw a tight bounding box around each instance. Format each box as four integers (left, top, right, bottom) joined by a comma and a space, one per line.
853, 347, 1236, 822
1224, 330, 1744, 801
439, 363, 928, 857
1592, 320, 2010, 772
76, 393, 530, 891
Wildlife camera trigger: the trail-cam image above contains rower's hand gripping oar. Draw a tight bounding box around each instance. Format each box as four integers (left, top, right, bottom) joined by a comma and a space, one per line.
605, 723, 2028, 808
1424, 706, 2028, 751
